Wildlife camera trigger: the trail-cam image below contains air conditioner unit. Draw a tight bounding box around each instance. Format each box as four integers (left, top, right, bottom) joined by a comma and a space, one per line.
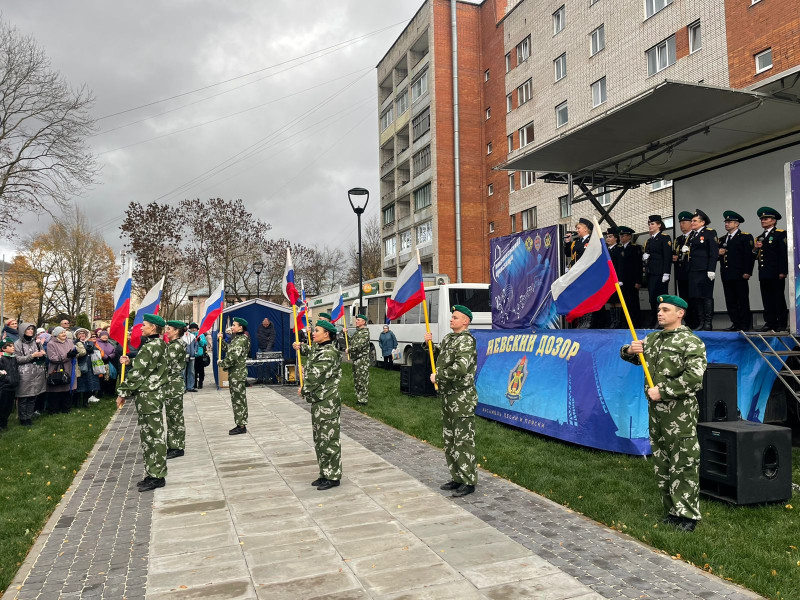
384, 281, 394, 291
436, 277, 446, 285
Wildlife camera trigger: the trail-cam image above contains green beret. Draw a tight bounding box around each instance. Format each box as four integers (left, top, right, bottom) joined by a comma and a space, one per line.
452, 304, 473, 321
617, 226, 634, 235
316, 320, 337, 335
143, 314, 166, 327
657, 295, 688, 310
757, 206, 782, 220
319, 312, 332, 321
356, 314, 367, 321
1, 338, 15, 348
233, 317, 248, 327
723, 210, 744, 223
166, 320, 186, 329
678, 211, 693, 222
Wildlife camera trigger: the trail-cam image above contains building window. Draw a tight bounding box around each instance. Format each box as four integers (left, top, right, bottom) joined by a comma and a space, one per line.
396, 88, 409, 115
505, 52, 511, 73
416, 221, 433, 245
596, 186, 611, 206
560, 195, 572, 218
414, 183, 432, 211
412, 145, 431, 174
507, 134, 514, 153
650, 179, 673, 191
411, 69, 428, 101
509, 172, 515, 193
553, 5, 565, 34
517, 35, 531, 64
755, 48, 773, 74
519, 121, 534, 147
647, 35, 676, 76
488, 183, 494, 196
556, 101, 569, 127
489, 221, 495, 233
485, 107, 491, 120
511, 214, 517, 233
506, 93, 513, 113
688, 21, 702, 53
590, 24, 605, 56
521, 207, 537, 230
484, 69, 490, 82
400, 230, 411, 251
487, 142, 493, 155
591, 77, 607, 108
645, 0, 672, 19
554, 53, 567, 81
382, 204, 395, 226
521, 171, 535, 189
412, 107, 430, 140
384, 236, 396, 257
517, 78, 532, 105
380, 106, 393, 132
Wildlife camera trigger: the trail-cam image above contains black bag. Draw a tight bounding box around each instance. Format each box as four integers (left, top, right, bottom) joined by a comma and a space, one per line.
47, 368, 70, 386
201, 354, 211, 367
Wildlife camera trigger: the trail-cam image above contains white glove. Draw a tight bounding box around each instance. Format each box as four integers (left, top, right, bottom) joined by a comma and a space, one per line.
661, 274, 670, 283
618, 281, 623, 287
707, 271, 716, 281
681, 245, 689, 253
642, 253, 650, 261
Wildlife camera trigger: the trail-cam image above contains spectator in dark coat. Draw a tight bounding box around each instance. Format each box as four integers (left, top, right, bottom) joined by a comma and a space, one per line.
15, 323, 47, 426
0, 338, 21, 430
75, 328, 101, 404
379, 325, 398, 369
95, 329, 118, 396
46, 327, 78, 413
257, 318, 275, 352
2, 319, 19, 342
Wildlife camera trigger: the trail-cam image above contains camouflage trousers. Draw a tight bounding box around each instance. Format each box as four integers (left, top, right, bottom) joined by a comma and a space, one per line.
135, 401, 167, 479
649, 400, 701, 520
312, 416, 342, 480
164, 394, 185, 451
441, 402, 477, 486
353, 357, 370, 404
229, 372, 248, 426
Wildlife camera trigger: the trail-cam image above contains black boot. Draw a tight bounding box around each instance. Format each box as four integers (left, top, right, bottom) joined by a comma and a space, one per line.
138, 477, 166, 492
166, 449, 184, 459
228, 425, 247, 435
703, 298, 714, 331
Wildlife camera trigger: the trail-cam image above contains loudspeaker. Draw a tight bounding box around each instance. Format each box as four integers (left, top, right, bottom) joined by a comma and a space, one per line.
407, 343, 436, 397
400, 365, 411, 394
699, 421, 792, 505
697, 363, 738, 422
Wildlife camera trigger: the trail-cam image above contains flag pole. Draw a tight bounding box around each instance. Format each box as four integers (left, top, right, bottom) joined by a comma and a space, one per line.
292, 304, 304, 387
418, 250, 438, 391
615, 282, 655, 389
216, 311, 223, 364
342, 308, 350, 355
120, 317, 130, 383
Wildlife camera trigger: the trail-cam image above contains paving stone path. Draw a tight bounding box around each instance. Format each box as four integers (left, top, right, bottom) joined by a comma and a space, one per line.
9, 384, 762, 599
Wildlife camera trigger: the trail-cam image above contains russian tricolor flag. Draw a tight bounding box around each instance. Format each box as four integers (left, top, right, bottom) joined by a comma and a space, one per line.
551, 217, 618, 322
386, 258, 425, 322
129, 277, 164, 349
330, 286, 345, 322
108, 262, 132, 346
198, 280, 225, 335
283, 248, 300, 305
292, 285, 308, 331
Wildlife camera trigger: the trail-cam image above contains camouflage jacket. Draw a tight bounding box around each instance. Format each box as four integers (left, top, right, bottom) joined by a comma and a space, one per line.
434, 330, 478, 415
220, 333, 249, 377
117, 335, 168, 412
620, 326, 707, 403
165, 338, 188, 397
349, 327, 370, 361
298, 340, 317, 360
302, 341, 342, 420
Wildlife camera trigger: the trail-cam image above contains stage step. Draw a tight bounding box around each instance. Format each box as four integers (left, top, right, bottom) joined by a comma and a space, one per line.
740, 331, 800, 411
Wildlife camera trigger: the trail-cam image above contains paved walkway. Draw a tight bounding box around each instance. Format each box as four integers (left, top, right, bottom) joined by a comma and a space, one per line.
8, 385, 762, 599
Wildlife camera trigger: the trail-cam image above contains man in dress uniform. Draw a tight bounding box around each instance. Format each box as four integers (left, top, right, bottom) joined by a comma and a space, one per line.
605, 228, 624, 329
219, 317, 250, 434
117, 314, 169, 492
754, 206, 789, 331
618, 226, 643, 327
620, 295, 706, 532
164, 320, 188, 459
424, 305, 478, 498
569, 218, 594, 328
642, 215, 672, 328
349, 314, 371, 405
686, 209, 719, 330
672, 212, 694, 327
719, 211, 755, 331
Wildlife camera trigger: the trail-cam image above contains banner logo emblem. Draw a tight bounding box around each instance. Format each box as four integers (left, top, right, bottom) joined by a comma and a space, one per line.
544, 232, 552, 248
505, 356, 528, 405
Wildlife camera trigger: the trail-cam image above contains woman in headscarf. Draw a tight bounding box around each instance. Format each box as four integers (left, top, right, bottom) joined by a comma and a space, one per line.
94, 329, 118, 397
46, 326, 78, 413
2, 318, 19, 342
74, 328, 100, 406
14, 323, 47, 426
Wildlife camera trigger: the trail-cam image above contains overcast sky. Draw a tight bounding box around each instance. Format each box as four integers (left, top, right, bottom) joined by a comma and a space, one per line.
1, 0, 429, 259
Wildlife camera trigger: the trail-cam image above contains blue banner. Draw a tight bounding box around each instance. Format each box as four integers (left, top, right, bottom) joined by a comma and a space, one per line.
474, 329, 780, 455
491, 226, 560, 329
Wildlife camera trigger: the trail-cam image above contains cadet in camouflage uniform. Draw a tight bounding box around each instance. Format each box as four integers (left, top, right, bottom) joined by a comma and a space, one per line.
349, 314, 371, 405
164, 320, 188, 459
424, 305, 478, 498
219, 317, 250, 435
117, 314, 169, 492
295, 311, 330, 361
294, 320, 342, 490
620, 295, 707, 531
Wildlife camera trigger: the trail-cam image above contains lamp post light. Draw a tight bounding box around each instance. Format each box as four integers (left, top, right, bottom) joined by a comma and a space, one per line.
252, 260, 264, 300
348, 187, 370, 310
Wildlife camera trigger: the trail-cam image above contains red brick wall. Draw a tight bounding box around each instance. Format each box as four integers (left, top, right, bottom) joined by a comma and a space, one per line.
726, 0, 800, 88
675, 25, 689, 61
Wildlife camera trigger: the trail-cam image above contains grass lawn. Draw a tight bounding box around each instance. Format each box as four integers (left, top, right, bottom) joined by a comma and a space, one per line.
340, 363, 800, 600
0, 400, 118, 595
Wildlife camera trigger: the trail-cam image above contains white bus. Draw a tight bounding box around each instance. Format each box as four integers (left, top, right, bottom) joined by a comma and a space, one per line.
353, 283, 490, 365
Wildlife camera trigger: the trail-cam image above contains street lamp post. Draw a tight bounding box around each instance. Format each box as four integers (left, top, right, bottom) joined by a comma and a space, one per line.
252, 261, 264, 300
348, 187, 370, 311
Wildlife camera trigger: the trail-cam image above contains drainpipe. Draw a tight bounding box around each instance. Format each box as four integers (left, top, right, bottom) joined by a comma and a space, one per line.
451, 0, 463, 282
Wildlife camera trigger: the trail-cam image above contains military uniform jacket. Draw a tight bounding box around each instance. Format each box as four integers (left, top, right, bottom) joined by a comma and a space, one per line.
165, 338, 188, 397
673, 233, 690, 280
643, 232, 672, 276
302, 341, 342, 419
569, 236, 590, 267
686, 227, 719, 273
117, 335, 169, 412
298, 341, 317, 360
755, 228, 788, 279
619, 242, 644, 287
608, 244, 624, 279
349, 328, 370, 361
220, 334, 249, 377
434, 330, 478, 417
719, 230, 755, 281
620, 326, 706, 402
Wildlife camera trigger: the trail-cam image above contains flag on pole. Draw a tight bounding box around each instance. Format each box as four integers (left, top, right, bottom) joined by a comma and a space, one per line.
283, 247, 300, 305
386, 257, 425, 321
198, 280, 225, 334
129, 277, 165, 348
292, 284, 308, 331
330, 286, 345, 322
109, 261, 132, 345
551, 217, 618, 322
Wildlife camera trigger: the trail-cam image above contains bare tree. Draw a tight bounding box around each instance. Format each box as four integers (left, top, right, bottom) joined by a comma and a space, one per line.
0, 18, 97, 227
347, 214, 381, 284
299, 245, 347, 296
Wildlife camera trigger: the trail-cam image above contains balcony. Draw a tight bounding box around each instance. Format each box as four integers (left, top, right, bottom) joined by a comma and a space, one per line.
397, 177, 412, 197
384, 255, 397, 268
381, 191, 395, 205
380, 157, 395, 178
397, 215, 412, 231
418, 244, 433, 259
397, 143, 410, 164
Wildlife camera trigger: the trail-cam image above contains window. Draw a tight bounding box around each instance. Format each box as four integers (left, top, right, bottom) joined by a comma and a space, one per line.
412, 145, 431, 174
519, 121, 534, 147
506, 93, 513, 113
516, 36, 531, 64
755, 48, 773, 74
595, 186, 611, 206
411, 70, 428, 101
400, 230, 412, 251
487, 142, 493, 155
396, 88, 409, 115
416, 221, 433, 245
556, 101, 569, 127
511, 214, 517, 233
554, 53, 567, 81
507, 134, 514, 153
521, 171, 535, 189
688, 21, 702, 53
650, 179, 673, 191
489, 221, 495, 233
553, 5, 565, 34
484, 69, 490, 82
560, 195, 572, 218
509, 172, 515, 193
521, 207, 537, 230
414, 183, 431, 210
591, 77, 607, 108
645, 0, 672, 19
412, 107, 430, 140
488, 183, 494, 196
384, 236, 396, 257
505, 52, 511, 72
590, 24, 605, 56
517, 78, 532, 105
647, 35, 676, 76
380, 106, 393, 132
382, 204, 395, 226
485, 107, 491, 120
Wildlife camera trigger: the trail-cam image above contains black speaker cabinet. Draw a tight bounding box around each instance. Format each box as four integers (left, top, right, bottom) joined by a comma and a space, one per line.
697, 363, 739, 422
407, 343, 436, 397
400, 365, 411, 394
698, 421, 792, 505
